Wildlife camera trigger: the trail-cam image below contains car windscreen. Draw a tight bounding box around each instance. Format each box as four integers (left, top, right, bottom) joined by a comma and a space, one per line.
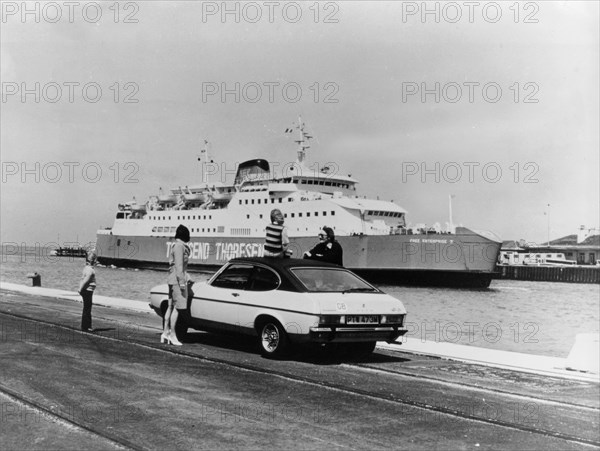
290, 268, 378, 293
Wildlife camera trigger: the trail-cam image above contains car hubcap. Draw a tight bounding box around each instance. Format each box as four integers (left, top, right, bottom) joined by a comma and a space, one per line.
262, 324, 279, 352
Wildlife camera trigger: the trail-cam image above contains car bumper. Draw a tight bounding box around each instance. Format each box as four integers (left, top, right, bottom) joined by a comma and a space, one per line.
308, 326, 408, 343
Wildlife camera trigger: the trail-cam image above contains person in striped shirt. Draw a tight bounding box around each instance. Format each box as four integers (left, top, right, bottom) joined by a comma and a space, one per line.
264, 208, 290, 258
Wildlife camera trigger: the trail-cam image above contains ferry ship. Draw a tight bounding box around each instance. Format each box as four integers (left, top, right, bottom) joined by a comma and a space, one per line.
96, 119, 502, 287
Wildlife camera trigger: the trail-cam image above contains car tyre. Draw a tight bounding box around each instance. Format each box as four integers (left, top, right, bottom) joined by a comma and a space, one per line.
174, 310, 189, 340
259, 320, 289, 359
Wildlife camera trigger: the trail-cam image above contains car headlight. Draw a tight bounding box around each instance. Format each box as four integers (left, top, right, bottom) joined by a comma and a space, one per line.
381, 314, 405, 326
318, 315, 345, 325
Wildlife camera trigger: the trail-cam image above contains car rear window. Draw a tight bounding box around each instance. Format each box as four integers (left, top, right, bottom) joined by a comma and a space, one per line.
290, 268, 378, 293
211, 264, 254, 290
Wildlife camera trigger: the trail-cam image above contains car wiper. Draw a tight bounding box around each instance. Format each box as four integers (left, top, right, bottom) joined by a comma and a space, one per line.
342, 288, 377, 293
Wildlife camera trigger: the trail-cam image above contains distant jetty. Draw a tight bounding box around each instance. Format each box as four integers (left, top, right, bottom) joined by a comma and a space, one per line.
495, 265, 600, 284
51, 247, 88, 258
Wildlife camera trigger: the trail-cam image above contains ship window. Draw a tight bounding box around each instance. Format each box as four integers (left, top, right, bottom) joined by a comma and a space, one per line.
169, 216, 172, 220
288, 198, 293, 202
271, 199, 275, 204
218, 226, 224, 233
301, 180, 306, 184
331, 211, 335, 216
239, 200, 242, 205
307, 180, 313, 185
319, 181, 324, 185
278, 198, 282, 203
245, 200, 248, 205
171, 227, 176, 232
247, 215, 250, 219
323, 211, 327, 216
293, 179, 298, 183
325, 182, 331, 186
299, 213, 302, 217
152, 227, 157, 232
209, 216, 212, 219
307, 212, 310, 217
252, 200, 255, 204
284, 213, 288, 218
259, 214, 263, 219
257, 199, 261, 204
213, 228, 216, 232
291, 213, 295, 218
117, 212, 125, 219
315, 212, 318, 216
202, 228, 205, 232
158, 227, 164, 233
117, 239, 121, 246
265, 199, 268, 204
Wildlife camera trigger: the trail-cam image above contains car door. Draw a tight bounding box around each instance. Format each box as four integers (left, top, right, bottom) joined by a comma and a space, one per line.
190, 263, 253, 333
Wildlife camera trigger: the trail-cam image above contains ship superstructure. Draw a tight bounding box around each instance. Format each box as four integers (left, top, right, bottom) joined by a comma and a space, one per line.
97, 118, 502, 287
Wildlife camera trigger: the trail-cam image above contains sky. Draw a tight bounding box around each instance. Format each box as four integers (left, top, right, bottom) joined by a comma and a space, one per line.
1, 1, 599, 248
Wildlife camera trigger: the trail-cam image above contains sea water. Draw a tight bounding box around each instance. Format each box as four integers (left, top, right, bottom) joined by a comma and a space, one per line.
1, 254, 598, 358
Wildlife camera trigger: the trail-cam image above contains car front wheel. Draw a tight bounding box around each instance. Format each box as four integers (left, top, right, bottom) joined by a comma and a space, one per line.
259, 320, 289, 359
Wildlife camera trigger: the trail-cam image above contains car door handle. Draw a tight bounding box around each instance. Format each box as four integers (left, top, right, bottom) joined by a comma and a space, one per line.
231, 293, 240, 297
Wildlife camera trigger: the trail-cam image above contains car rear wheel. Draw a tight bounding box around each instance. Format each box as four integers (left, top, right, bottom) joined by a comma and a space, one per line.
259, 320, 289, 359
174, 310, 189, 340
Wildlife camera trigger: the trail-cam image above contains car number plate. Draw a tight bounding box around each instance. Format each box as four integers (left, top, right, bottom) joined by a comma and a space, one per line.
346, 315, 378, 325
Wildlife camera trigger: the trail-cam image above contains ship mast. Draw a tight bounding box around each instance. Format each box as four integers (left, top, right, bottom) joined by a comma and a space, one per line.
294, 116, 312, 164
198, 139, 210, 184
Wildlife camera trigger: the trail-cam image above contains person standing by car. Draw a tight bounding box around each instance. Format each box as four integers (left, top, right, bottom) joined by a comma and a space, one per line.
162, 224, 191, 346
264, 208, 290, 258
79, 249, 97, 332
304, 226, 343, 266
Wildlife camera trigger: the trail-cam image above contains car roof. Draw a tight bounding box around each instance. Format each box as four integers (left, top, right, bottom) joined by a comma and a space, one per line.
228, 257, 343, 270
225, 257, 346, 292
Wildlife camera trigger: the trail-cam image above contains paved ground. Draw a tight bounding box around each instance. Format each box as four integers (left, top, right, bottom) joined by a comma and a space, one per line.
1, 288, 599, 450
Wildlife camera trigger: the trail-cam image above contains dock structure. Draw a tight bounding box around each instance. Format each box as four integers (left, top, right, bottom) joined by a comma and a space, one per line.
496, 265, 600, 284
53, 246, 88, 258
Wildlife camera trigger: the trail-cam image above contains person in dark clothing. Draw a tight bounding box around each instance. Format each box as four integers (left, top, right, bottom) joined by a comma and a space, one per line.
304, 226, 343, 266
79, 249, 97, 332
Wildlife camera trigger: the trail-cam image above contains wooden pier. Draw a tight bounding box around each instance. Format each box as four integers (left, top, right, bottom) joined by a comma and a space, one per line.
495, 265, 600, 284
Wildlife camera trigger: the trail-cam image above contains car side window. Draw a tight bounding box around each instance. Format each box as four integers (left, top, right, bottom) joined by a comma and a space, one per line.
247, 266, 280, 292
211, 264, 253, 290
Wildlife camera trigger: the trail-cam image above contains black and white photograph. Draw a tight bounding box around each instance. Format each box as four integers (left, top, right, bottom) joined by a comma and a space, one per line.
1, 1, 599, 449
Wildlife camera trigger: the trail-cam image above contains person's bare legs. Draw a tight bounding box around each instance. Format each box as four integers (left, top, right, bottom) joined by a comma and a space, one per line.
162, 300, 179, 344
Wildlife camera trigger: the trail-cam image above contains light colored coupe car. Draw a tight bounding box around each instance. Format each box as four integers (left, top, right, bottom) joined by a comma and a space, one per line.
150, 257, 408, 358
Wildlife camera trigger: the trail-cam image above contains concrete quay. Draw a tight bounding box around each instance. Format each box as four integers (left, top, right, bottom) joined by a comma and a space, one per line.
2, 282, 597, 384
1, 283, 599, 450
